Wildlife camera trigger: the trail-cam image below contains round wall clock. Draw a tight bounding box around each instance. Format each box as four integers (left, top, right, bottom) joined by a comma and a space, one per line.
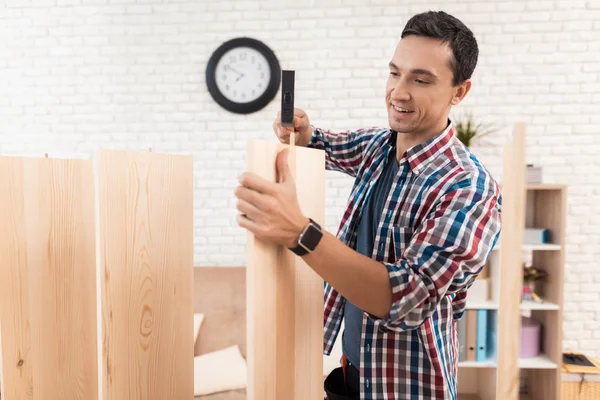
206, 37, 281, 114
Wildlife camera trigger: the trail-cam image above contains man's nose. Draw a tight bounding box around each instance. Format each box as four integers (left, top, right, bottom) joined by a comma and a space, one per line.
391, 80, 411, 102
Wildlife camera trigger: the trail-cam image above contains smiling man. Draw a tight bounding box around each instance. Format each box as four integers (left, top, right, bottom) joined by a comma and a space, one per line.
234, 10, 502, 400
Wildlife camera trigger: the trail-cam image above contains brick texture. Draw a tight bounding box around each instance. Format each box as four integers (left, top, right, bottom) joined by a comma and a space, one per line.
0, 0, 598, 357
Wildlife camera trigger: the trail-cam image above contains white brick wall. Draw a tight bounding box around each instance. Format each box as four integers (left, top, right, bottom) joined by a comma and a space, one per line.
1, 0, 598, 357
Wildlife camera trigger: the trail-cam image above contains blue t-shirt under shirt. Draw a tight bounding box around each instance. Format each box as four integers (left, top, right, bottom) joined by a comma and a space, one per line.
342, 152, 399, 367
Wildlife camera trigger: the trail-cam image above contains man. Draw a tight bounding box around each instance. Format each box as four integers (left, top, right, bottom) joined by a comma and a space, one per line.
234, 10, 501, 400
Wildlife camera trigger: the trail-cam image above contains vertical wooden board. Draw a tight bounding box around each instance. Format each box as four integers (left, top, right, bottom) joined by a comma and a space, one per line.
94, 150, 194, 400
0, 156, 98, 400
246, 140, 325, 400
496, 123, 527, 400
293, 143, 325, 400
245, 140, 289, 400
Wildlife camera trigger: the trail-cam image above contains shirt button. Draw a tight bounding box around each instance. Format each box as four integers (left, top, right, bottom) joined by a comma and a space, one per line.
366, 379, 370, 388
387, 210, 392, 218
379, 243, 384, 251
366, 344, 370, 352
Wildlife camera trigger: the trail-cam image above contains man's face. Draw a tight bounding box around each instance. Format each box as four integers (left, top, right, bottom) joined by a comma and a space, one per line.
385, 35, 470, 135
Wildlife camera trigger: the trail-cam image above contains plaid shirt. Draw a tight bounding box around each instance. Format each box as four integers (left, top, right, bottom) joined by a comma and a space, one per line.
308, 121, 502, 399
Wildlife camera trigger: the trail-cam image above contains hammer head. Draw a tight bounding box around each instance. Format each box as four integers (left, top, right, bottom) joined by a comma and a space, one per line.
281, 70, 295, 128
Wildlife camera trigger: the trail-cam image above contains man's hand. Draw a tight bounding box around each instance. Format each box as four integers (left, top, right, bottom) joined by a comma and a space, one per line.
235, 148, 309, 249
273, 108, 313, 147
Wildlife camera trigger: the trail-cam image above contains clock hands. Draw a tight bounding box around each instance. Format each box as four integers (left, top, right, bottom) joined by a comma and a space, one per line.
224, 64, 244, 76
224, 64, 245, 83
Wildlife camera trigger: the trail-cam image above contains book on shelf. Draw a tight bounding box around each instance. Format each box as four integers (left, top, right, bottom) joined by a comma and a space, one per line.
457, 309, 497, 364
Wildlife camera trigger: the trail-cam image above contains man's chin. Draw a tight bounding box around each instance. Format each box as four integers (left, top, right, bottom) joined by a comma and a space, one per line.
389, 121, 415, 134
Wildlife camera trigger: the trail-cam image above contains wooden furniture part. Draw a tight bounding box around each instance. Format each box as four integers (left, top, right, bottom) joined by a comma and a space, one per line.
0, 156, 98, 400
457, 123, 567, 400
496, 123, 527, 400
520, 184, 567, 400
94, 150, 194, 400
245, 140, 325, 400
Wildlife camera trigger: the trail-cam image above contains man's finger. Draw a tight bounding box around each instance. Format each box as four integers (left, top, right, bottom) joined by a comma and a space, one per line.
234, 185, 270, 211
276, 148, 292, 183
236, 198, 263, 221
236, 213, 262, 235
238, 172, 277, 194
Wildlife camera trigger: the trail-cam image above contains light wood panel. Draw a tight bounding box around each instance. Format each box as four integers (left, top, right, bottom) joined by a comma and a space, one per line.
0, 156, 98, 400
496, 123, 527, 400
245, 140, 325, 400
94, 150, 194, 400
529, 186, 566, 400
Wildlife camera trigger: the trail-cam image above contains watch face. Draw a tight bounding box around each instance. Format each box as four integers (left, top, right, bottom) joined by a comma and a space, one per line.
214, 46, 271, 104
301, 224, 323, 251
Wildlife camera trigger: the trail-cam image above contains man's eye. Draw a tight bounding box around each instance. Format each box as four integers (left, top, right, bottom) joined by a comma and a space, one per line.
416, 79, 429, 84
389, 72, 399, 76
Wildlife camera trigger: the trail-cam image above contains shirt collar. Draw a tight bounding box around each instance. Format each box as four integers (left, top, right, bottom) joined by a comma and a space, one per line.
388, 119, 455, 175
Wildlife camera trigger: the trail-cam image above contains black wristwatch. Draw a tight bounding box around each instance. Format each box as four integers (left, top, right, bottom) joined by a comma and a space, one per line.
289, 218, 323, 256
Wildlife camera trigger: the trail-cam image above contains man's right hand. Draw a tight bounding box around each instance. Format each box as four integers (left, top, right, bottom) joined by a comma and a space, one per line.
273, 108, 312, 147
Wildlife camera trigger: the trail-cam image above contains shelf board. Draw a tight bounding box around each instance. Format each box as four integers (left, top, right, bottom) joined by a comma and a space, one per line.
464, 301, 558, 311
518, 354, 557, 369
526, 183, 566, 191
520, 300, 559, 311
458, 359, 497, 368
524, 243, 561, 251
466, 300, 499, 310
492, 243, 561, 251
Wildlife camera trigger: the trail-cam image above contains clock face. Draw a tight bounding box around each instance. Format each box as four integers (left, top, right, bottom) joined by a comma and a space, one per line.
214, 46, 271, 104
206, 37, 280, 114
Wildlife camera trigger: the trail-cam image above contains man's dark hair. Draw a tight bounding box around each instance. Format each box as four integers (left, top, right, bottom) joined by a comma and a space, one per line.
401, 11, 479, 86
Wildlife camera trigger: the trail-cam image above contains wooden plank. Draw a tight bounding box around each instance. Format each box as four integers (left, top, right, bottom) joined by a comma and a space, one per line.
496, 123, 527, 400
531, 187, 566, 400
0, 156, 98, 400
245, 140, 325, 400
94, 149, 194, 400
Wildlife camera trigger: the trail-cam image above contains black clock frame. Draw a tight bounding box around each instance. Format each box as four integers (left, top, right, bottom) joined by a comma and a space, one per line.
206, 37, 281, 114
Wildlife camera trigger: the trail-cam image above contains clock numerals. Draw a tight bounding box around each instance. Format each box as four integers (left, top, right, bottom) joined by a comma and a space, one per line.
208, 38, 279, 113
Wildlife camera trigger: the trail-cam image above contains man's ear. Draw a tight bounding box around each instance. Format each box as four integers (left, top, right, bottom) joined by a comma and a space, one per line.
451, 79, 472, 105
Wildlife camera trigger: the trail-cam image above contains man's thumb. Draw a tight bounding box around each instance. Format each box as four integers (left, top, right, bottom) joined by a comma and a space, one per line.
276, 148, 292, 183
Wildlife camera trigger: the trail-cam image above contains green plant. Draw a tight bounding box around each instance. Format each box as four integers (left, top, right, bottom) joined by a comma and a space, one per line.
453, 111, 498, 148
523, 264, 548, 284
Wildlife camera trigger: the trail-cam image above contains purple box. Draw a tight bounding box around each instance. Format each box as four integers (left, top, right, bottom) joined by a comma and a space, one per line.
520, 317, 541, 358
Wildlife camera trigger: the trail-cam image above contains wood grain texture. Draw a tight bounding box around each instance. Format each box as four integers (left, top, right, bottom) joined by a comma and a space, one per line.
496, 124, 527, 400
94, 150, 194, 400
0, 156, 98, 400
530, 186, 566, 400
245, 140, 325, 400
